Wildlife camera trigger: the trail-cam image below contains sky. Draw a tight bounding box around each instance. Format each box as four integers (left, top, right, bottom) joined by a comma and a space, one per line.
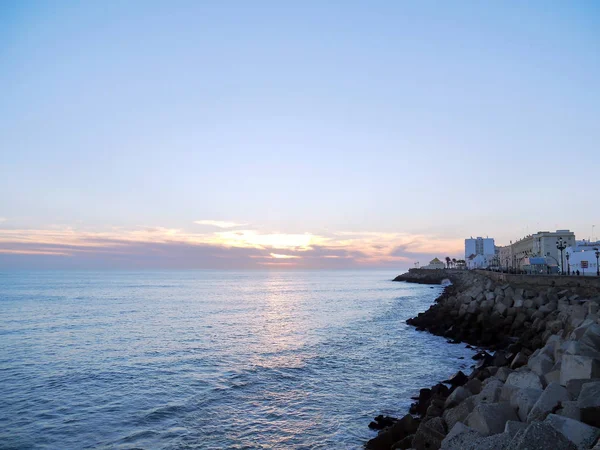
1, 1, 599, 269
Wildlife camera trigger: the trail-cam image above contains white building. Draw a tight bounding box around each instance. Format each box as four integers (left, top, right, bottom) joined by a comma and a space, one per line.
497, 230, 576, 272
465, 237, 495, 269
565, 240, 600, 276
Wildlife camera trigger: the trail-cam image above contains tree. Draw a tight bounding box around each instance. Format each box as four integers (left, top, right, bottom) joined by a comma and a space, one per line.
445, 256, 451, 269
452, 258, 457, 269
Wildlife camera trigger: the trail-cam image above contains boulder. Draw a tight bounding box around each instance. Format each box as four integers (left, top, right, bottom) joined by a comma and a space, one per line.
544, 370, 561, 386
506, 370, 544, 391
524, 299, 535, 309
502, 296, 514, 308
443, 396, 475, 430
496, 367, 513, 383
465, 378, 482, 395
500, 383, 520, 402
510, 352, 530, 369
566, 378, 600, 399
504, 420, 527, 436
578, 381, 600, 427
467, 301, 478, 314
557, 401, 581, 421
474, 431, 513, 450
443, 371, 468, 387
412, 416, 446, 450
528, 353, 554, 377
474, 379, 503, 405
580, 324, 600, 352
570, 320, 597, 340
560, 355, 600, 386
545, 414, 600, 450
440, 423, 481, 450
466, 402, 518, 436
527, 382, 571, 422
510, 388, 543, 422
513, 298, 524, 308
547, 319, 564, 334
495, 302, 508, 316
508, 421, 577, 450
366, 414, 420, 450
444, 386, 471, 409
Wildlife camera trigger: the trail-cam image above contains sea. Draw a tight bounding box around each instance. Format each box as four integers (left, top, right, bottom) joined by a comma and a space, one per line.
0, 270, 474, 449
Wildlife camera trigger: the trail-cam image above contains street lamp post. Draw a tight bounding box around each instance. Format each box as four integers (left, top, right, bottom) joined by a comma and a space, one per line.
566, 252, 570, 276
595, 248, 599, 277
556, 238, 567, 275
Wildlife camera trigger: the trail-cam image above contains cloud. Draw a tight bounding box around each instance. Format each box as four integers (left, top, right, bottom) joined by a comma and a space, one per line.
269, 253, 300, 259
0, 225, 463, 269
0, 218, 6, 223
194, 220, 248, 228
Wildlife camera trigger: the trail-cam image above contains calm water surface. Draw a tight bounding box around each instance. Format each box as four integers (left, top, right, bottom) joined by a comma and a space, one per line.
0, 270, 473, 449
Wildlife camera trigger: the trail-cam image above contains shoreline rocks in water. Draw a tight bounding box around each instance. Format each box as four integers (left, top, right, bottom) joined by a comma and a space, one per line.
367, 269, 600, 450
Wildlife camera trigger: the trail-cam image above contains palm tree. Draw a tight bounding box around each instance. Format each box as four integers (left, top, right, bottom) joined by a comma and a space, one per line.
445, 256, 451, 269
452, 258, 457, 269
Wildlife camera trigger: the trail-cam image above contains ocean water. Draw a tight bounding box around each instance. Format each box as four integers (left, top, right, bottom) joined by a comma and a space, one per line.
0, 270, 474, 449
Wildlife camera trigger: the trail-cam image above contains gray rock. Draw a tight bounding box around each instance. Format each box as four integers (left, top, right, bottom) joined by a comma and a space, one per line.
566, 378, 600, 399
440, 423, 481, 450
480, 299, 493, 312
501, 295, 513, 307
466, 402, 518, 436
581, 324, 600, 352
496, 367, 513, 383
524, 299, 535, 309
474, 379, 504, 405
528, 382, 571, 422
474, 431, 512, 450
467, 301, 478, 314
443, 396, 475, 431
557, 401, 581, 421
506, 370, 544, 391
545, 413, 600, 450
465, 378, 482, 395
510, 388, 543, 422
570, 319, 597, 340
547, 319, 564, 334
495, 302, 508, 316
513, 298, 524, 308
561, 355, 600, 386
578, 381, 600, 409
412, 416, 446, 450
445, 386, 472, 409
564, 341, 600, 358
528, 353, 554, 377
504, 420, 527, 436
501, 383, 520, 402
544, 370, 561, 386
507, 421, 577, 450
510, 352, 530, 370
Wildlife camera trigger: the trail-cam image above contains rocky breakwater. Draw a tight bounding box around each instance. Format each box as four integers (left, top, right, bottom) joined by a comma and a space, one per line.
366, 270, 600, 449
392, 268, 458, 285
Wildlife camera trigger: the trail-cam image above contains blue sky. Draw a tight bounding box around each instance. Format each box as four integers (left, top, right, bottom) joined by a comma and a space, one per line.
1, 1, 599, 269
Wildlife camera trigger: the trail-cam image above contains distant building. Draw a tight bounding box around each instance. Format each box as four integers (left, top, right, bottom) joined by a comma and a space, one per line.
497, 229, 576, 272
465, 237, 495, 269
565, 240, 600, 276
422, 257, 445, 270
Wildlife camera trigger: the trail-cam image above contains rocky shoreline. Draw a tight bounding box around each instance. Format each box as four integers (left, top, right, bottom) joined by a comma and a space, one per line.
366, 269, 600, 450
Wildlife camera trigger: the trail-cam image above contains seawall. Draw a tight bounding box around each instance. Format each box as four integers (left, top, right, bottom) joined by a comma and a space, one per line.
366, 268, 600, 450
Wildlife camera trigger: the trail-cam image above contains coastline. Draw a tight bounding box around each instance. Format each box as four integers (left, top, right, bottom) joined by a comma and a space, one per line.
366, 269, 600, 450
